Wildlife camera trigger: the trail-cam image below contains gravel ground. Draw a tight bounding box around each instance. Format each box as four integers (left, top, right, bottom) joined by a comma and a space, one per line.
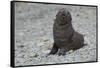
14, 2, 97, 66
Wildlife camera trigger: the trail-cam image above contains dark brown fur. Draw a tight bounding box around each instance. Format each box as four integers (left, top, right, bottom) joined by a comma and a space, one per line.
49, 8, 84, 56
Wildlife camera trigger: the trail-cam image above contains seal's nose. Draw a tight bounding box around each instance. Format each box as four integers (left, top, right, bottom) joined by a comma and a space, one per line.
62, 13, 65, 16
62, 13, 65, 19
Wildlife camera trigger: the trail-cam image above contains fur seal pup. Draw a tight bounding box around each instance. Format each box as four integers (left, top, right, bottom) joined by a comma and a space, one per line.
49, 8, 85, 56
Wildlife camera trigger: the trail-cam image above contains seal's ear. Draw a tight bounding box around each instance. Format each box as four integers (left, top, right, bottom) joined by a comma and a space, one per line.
67, 12, 72, 22
69, 15, 72, 21
56, 13, 59, 18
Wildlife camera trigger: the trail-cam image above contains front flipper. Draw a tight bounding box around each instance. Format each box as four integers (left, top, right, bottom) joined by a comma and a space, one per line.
49, 43, 58, 55
58, 48, 66, 56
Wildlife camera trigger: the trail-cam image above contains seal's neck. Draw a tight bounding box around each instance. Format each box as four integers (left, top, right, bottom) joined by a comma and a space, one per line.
55, 19, 72, 27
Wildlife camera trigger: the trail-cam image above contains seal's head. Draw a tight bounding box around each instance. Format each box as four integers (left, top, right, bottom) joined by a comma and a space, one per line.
56, 8, 72, 25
